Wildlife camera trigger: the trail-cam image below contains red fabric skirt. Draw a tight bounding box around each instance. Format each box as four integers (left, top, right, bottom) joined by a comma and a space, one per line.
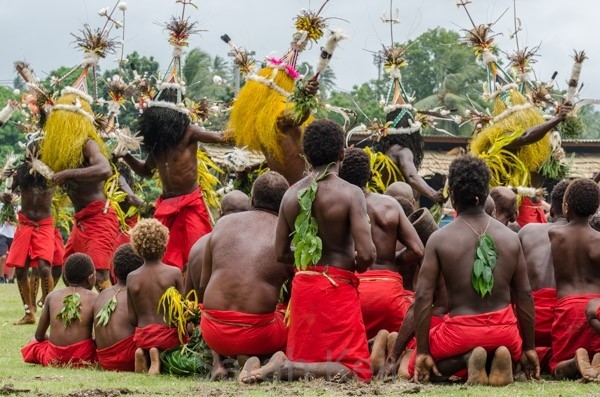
114, 216, 138, 248
200, 309, 287, 357
357, 269, 413, 339
154, 188, 212, 270
6, 213, 54, 268
408, 305, 522, 378
21, 338, 97, 367
134, 324, 181, 351
64, 201, 120, 270
97, 334, 136, 371
516, 197, 547, 228
406, 315, 445, 350
549, 294, 600, 374
287, 265, 372, 383
52, 227, 64, 267
532, 288, 556, 348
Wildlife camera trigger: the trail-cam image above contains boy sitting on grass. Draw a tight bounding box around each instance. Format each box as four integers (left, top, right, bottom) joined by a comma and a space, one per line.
94, 244, 144, 371
21, 253, 98, 366
127, 219, 184, 375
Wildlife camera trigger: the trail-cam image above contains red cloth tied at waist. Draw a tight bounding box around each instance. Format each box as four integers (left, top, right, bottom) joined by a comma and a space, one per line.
6, 213, 54, 268
97, 334, 136, 371
406, 315, 445, 351
64, 201, 119, 271
21, 338, 97, 367
134, 324, 181, 351
549, 293, 600, 374
516, 197, 547, 228
154, 188, 212, 270
532, 288, 557, 348
200, 309, 287, 357
408, 305, 523, 378
287, 265, 372, 383
52, 227, 64, 267
114, 216, 139, 248
357, 269, 413, 339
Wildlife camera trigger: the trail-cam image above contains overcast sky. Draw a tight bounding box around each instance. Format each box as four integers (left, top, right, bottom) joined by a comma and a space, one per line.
1, 0, 599, 102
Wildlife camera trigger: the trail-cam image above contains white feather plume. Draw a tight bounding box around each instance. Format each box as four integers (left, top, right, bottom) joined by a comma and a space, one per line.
316, 29, 349, 75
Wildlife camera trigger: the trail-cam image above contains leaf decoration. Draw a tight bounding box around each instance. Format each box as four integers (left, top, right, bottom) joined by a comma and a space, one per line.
160, 327, 212, 377
287, 78, 320, 125
56, 292, 82, 328
95, 292, 120, 327
471, 234, 498, 298
292, 165, 332, 270
157, 287, 200, 344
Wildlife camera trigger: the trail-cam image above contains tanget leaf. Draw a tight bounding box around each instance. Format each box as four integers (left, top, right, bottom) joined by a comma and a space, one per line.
471, 234, 498, 298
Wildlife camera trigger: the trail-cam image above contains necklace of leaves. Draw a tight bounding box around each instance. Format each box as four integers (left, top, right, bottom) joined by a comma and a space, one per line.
461, 216, 498, 298
292, 163, 334, 270
96, 286, 125, 327
56, 287, 82, 328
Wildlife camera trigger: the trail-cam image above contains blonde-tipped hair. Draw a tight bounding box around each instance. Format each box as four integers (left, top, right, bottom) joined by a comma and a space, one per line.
131, 218, 169, 261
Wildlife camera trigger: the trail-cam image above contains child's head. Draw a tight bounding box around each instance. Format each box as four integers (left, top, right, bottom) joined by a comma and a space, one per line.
113, 244, 144, 284
130, 219, 169, 261
64, 253, 95, 289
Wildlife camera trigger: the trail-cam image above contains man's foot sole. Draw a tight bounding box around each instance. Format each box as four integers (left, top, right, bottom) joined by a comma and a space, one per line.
466, 347, 489, 386
489, 346, 513, 387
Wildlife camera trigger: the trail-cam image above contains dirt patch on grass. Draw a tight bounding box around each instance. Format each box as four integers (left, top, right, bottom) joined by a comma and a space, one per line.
66, 388, 134, 397
0, 384, 30, 395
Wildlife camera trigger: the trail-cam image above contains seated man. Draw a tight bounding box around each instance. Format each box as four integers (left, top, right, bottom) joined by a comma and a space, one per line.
240, 120, 376, 383
412, 156, 537, 386
94, 244, 143, 371
21, 253, 97, 367
489, 187, 517, 228
184, 190, 251, 296
199, 173, 291, 373
549, 178, 600, 382
339, 148, 423, 340
518, 179, 570, 371
127, 219, 184, 375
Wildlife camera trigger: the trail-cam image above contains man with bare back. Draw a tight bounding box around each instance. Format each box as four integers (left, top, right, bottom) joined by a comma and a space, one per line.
412, 155, 537, 386
121, 89, 224, 271
239, 119, 376, 383
548, 178, 600, 382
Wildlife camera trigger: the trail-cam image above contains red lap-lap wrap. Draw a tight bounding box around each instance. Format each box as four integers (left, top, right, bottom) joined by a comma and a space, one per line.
200, 309, 287, 357
287, 265, 372, 383
21, 338, 97, 367
154, 188, 212, 270
516, 197, 547, 228
408, 305, 523, 378
97, 334, 136, 371
533, 288, 556, 348
64, 201, 120, 270
52, 227, 64, 267
134, 324, 181, 351
114, 216, 138, 248
549, 294, 600, 374
6, 213, 54, 268
358, 269, 413, 339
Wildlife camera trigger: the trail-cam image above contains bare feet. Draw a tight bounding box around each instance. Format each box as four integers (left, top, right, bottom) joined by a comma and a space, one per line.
466, 347, 489, 386
370, 329, 389, 375
387, 332, 398, 355
238, 356, 261, 383
489, 346, 513, 387
240, 351, 287, 384
148, 347, 161, 375
590, 353, 600, 382
575, 348, 599, 382
135, 348, 148, 374
398, 349, 414, 379
14, 313, 35, 325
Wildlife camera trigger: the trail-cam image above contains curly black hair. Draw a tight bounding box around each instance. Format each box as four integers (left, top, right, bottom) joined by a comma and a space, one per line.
16, 161, 47, 190
564, 178, 600, 218
489, 187, 517, 220
590, 214, 600, 232
373, 108, 424, 168
64, 253, 95, 285
139, 89, 190, 156
394, 195, 415, 216
448, 155, 490, 209
113, 244, 143, 284
251, 171, 289, 213
339, 148, 370, 189
550, 179, 571, 216
302, 119, 345, 167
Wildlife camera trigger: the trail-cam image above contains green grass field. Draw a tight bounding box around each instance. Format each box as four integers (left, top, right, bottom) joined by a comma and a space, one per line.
0, 282, 598, 397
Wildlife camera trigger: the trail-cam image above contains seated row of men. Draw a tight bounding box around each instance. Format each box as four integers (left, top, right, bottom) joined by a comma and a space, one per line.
21, 120, 600, 385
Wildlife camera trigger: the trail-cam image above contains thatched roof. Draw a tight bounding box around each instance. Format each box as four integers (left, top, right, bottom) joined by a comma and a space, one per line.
418, 150, 600, 178
200, 144, 265, 172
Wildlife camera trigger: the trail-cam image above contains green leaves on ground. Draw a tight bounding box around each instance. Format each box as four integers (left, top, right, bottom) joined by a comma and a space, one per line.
56, 292, 81, 328
471, 234, 498, 298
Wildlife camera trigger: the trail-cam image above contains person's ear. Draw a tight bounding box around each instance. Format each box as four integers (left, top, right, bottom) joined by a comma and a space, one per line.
88, 273, 96, 289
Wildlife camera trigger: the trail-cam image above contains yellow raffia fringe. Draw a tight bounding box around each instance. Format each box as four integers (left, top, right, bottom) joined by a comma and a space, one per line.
41, 94, 107, 172
197, 149, 223, 209
364, 146, 403, 193
470, 90, 549, 187
103, 168, 129, 231
227, 67, 312, 162
157, 287, 200, 345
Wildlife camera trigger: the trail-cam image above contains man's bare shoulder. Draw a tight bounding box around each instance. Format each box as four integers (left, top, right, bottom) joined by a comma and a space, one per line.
518, 222, 553, 238
369, 192, 400, 208
548, 223, 570, 240
190, 232, 211, 254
